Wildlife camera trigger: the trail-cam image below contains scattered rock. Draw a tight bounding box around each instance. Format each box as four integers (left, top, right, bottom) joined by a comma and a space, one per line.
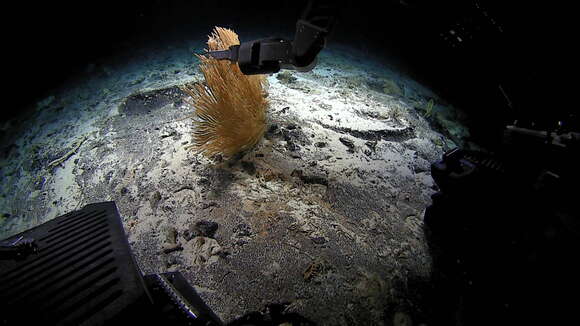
276, 71, 297, 84
365, 140, 377, 151
173, 185, 194, 193
292, 169, 328, 186
197, 177, 210, 186
291, 169, 303, 178
263, 169, 284, 182
301, 175, 328, 186
190, 236, 222, 265
164, 226, 178, 245
201, 202, 218, 210
209, 153, 222, 162
162, 243, 182, 254
321, 123, 415, 142
267, 124, 278, 134
286, 141, 300, 152
315, 142, 327, 148
234, 223, 252, 237
311, 236, 327, 244
166, 254, 180, 267
182, 229, 195, 241
241, 161, 256, 175
150, 191, 162, 210
303, 260, 329, 282
192, 220, 219, 238
234, 239, 248, 246
339, 137, 355, 153
160, 130, 178, 139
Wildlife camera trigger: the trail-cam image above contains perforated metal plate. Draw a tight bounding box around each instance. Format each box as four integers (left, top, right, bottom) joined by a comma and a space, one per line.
0, 202, 148, 325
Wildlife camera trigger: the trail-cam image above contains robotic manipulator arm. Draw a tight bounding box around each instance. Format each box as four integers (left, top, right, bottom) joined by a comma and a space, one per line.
203, 0, 337, 75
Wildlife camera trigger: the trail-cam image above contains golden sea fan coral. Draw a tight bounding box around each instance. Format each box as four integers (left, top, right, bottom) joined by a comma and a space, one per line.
180, 27, 268, 158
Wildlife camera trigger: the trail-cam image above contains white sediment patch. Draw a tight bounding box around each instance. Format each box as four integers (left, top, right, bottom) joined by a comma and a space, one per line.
45, 158, 83, 219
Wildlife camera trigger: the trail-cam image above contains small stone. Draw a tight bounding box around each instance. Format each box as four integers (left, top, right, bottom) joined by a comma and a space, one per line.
197, 177, 210, 186
162, 243, 182, 254
234, 223, 252, 237
182, 229, 194, 241
150, 191, 162, 209
339, 137, 355, 152
303, 260, 327, 282
263, 170, 278, 182
165, 226, 178, 244
167, 255, 180, 267
286, 141, 299, 152
311, 236, 327, 244
291, 169, 303, 178
217, 250, 230, 258
241, 161, 256, 175
365, 140, 377, 151
235, 239, 248, 246
192, 220, 219, 238
276, 71, 297, 83
191, 236, 222, 265
212, 154, 223, 163
201, 202, 218, 209
315, 142, 327, 148
301, 175, 328, 186
120, 187, 129, 195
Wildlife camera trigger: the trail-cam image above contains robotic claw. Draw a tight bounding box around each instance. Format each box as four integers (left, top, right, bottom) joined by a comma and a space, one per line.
202, 0, 337, 75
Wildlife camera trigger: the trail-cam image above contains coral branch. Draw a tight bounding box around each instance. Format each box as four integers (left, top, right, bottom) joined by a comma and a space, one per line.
180, 27, 268, 159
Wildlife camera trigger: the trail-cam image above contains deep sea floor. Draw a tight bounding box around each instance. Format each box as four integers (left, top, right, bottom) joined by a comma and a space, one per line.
0, 31, 471, 325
